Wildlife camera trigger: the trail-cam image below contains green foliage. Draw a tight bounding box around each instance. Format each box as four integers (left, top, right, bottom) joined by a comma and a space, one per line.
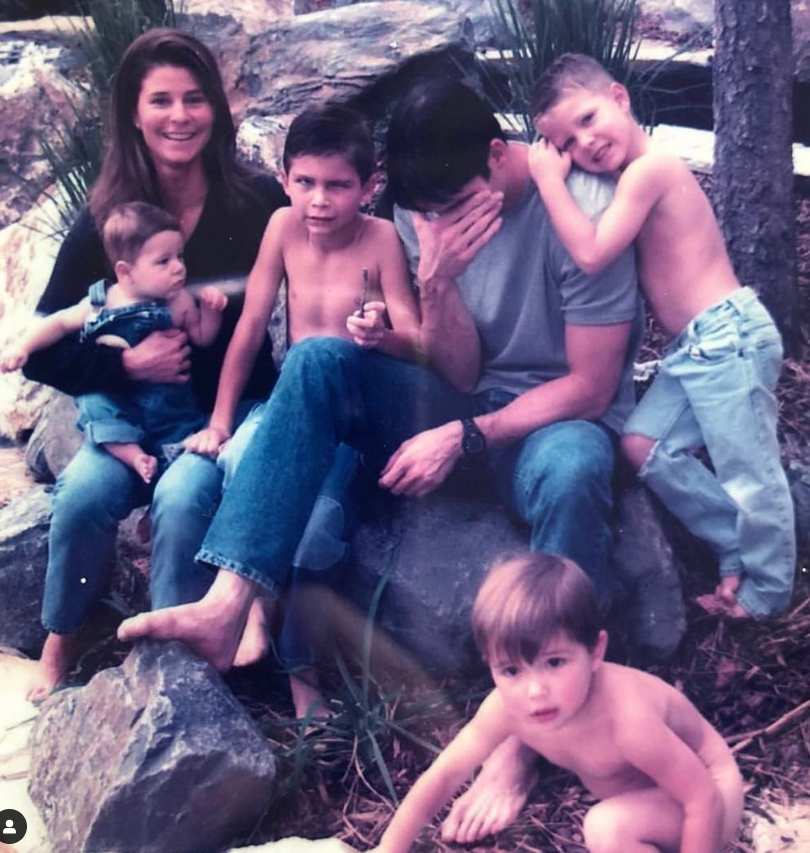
38, 0, 179, 237
485, 0, 641, 139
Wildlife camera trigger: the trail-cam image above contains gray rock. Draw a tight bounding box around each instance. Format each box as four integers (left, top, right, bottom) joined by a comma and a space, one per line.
236, 1, 474, 119
346, 490, 527, 675
339, 481, 686, 674
29, 640, 279, 853
787, 459, 810, 554
637, 0, 713, 37
0, 480, 148, 656
0, 485, 50, 654
24, 392, 82, 482
611, 482, 686, 660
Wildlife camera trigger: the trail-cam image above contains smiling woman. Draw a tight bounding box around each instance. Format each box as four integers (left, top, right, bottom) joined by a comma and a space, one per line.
134, 65, 215, 177
19, 28, 288, 702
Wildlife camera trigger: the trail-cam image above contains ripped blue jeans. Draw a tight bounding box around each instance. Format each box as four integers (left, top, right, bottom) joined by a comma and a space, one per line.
624, 288, 795, 616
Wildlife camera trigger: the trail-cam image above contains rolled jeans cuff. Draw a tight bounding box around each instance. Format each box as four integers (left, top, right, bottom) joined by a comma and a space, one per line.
195, 547, 282, 597
83, 419, 143, 446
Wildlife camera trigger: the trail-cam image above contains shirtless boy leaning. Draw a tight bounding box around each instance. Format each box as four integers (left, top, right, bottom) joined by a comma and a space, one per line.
529, 53, 794, 621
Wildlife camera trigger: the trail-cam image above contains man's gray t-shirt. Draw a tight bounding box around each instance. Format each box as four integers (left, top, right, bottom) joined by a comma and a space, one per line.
394, 169, 642, 434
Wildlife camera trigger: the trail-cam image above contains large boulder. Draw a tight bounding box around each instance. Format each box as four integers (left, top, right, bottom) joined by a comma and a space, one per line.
0, 23, 84, 229
338, 481, 686, 676
24, 391, 81, 481
0, 206, 62, 439
29, 640, 280, 853
0, 485, 51, 654
0, 480, 148, 657
234, 1, 474, 120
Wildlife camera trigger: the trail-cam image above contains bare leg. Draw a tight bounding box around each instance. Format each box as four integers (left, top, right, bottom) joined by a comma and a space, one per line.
26, 632, 82, 703
582, 787, 692, 853
117, 569, 260, 671
104, 442, 158, 484
233, 596, 275, 667
441, 736, 538, 844
289, 667, 332, 720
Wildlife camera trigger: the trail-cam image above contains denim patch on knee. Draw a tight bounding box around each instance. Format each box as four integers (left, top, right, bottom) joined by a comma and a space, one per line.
292, 495, 349, 571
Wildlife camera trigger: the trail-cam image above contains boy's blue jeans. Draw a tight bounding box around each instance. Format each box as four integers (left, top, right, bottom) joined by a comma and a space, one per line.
197, 337, 617, 630
625, 288, 795, 617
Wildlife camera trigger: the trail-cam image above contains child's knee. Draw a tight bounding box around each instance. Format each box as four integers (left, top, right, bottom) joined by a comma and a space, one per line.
621, 432, 655, 473
581, 802, 630, 853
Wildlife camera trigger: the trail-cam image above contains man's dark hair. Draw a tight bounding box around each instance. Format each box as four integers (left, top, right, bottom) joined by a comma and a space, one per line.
386, 79, 506, 212
283, 102, 375, 184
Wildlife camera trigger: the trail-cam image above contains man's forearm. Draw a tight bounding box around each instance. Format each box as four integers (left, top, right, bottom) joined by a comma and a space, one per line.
417, 274, 480, 392
475, 373, 611, 449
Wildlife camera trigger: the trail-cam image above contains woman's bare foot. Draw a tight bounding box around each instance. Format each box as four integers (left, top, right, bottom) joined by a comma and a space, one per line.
117, 570, 259, 672
290, 669, 332, 720
233, 597, 275, 667
441, 736, 538, 844
26, 632, 81, 703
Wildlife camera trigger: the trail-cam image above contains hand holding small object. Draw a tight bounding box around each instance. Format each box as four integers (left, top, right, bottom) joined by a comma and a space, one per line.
347, 300, 386, 349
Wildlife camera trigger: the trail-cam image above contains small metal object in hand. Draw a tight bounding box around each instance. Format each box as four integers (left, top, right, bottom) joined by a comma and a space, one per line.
358, 268, 369, 317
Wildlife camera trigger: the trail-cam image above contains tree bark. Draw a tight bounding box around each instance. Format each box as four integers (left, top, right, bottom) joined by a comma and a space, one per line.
713, 0, 797, 349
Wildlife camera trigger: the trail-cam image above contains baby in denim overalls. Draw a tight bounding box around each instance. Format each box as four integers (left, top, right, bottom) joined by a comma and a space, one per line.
528, 54, 795, 620
2, 201, 227, 483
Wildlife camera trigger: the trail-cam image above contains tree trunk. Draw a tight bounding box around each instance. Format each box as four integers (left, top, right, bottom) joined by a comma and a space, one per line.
713, 0, 796, 350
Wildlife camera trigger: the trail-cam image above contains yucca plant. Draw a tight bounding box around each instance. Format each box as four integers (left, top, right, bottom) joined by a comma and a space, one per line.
484, 0, 642, 140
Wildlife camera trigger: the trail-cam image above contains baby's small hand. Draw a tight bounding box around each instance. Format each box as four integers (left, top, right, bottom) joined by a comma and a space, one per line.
528, 138, 572, 186
347, 300, 386, 349
184, 424, 230, 458
0, 347, 28, 372
198, 286, 228, 313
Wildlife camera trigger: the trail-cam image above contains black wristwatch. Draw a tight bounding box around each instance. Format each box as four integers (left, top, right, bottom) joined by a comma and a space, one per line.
461, 417, 487, 458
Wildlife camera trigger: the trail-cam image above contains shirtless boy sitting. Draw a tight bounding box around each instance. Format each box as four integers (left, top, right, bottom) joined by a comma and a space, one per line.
372, 553, 744, 853
183, 101, 420, 715
529, 53, 795, 620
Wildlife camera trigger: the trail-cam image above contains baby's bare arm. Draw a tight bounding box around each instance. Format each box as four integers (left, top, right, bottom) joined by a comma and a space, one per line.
374, 692, 513, 853
1, 299, 90, 371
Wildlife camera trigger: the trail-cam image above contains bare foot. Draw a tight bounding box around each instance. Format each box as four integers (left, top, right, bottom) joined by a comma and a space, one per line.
233, 597, 275, 667
26, 632, 81, 703
441, 736, 538, 844
117, 570, 259, 672
716, 575, 740, 607
695, 592, 752, 620
133, 453, 158, 484
290, 669, 333, 720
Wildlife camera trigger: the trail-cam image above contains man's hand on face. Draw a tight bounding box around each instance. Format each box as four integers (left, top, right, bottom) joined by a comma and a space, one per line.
414, 190, 503, 286
378, 421, 464, 498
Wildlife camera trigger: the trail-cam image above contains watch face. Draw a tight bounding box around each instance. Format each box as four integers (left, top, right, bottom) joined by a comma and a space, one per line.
463, 420, 486, 456
464, 433, 486, 455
